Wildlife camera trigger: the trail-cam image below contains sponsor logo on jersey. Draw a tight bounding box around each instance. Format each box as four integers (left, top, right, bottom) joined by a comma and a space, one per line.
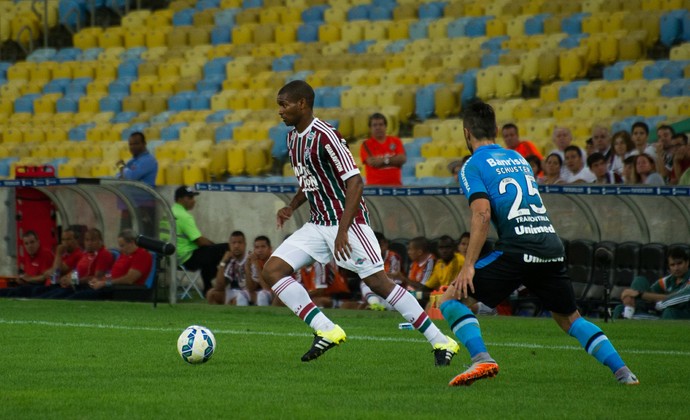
324, 144, 344, 172
293, 163, 318, 192
523, 254, 564, 263
514, 224, 556, 235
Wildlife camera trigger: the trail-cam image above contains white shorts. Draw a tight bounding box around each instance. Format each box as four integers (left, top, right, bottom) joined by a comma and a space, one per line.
272, 223, 384, 278
225, 288, 250, 306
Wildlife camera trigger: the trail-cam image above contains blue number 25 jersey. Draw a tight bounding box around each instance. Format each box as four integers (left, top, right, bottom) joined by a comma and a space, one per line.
460, 144, 564, 259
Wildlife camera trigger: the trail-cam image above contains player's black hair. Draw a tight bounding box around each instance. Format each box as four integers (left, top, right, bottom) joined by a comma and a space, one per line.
22, 230, 38, 239
437, 235, 455, 247
668, 246, 689, 262
631, 121, 649, 135
501, 123, 518, 134
86, 228, 103, 241
368, 113, 387, 127
586, 152, 606, 168
64, 226, 80, 240
254, 235, 271, 246
231, 230, 245, 238
462, 100, 497, 140
129, 131, 146, 144
278, 80, 315, 109
564, 145, 582, 158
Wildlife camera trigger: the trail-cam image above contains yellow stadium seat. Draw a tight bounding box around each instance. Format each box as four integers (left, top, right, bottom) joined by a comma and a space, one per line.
189, 26, 211, 46
639, 79, 669, 100
235, 8, 260, 24
636, 102, 658, 118
559, 49, 587, 81
45, 127, 68, 142
572, 101, 596, 119
226, 141, 245, 176
553, 102, 573, 120
124, 28, 146, 48
166, 161, 186, 184
97, 30, 123, 49
476, 67, 498, 100
495, 66, 521, 98
78, 96, 100, 114
388, 19, 411, 40
318, 23, 341, 43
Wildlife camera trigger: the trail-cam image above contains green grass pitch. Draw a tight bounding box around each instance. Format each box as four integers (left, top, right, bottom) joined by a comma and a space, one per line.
0, 299, 687, 419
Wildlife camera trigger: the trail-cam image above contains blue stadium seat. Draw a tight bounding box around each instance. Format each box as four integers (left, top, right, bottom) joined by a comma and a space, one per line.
683, 12, 690, 42
297, 23, 320, 43
324, 119, 339, 130
561, 13, 589, 35
0, 62, 11, 79
419, 2, 444, 20
272, 55, 298, 72
481, 36, 509, 51
59, 0, 87, 29
269, 124, 291, 158
14, 94, 40, 113
150, 111, 177, 124
160, 123, 188, 141
214, 9, 238, 27
118, 59, 141, 79
460, 70, 478, 103
168, 92, 193, 112
0, 158, 19, 177
348, 4, 370, 21
56, 96, 79, 113
54, 48, 82, 62
100, 96, 122, 113
206, 110, 232, 123
447, 17, 470, 38
211, 26, 232, 45
409, 19, 432, 40
321, 87, 341, 108
415, 84, 439, 120
69, 124, 94, 141
369, 6, 393, 21
660, 11, 684, 47
302, 5, 329, 23
373, 0, 396, 7
215, 122, 241, 141
112, 112, 137, 123
661, 61, 686, 80
682, 81, 690, 97
43, 78, 71, 94
642, 61, 666, 80
196, 0, 220, 10
190, 92, 213, 110
349, 40, 376, 54
660, 80, 683, 97
524, 14, 549, 35
559, 34, 588, 49
27, 48, 57, 62
173, 8, 195, 26
481, 51, 503, 68
465, 17, 488, 37
108, 80, 131, 96
80, 48, 103, 61
559, 81, 588, 102
385, 40, 408, 53
602, 61, 631, 81
243, 0, 263, 8
645, 116, 666, 130
196, 77, 223, 94
203, 57, 231, 79
121, 47, 146, 61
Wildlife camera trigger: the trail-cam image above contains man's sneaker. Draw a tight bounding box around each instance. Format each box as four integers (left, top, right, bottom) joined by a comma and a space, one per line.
618, 373, 640, 385
369, 302, 386, 311
301, 325, 347, 362
433, 336, 460, 366
448, 361, 499, 386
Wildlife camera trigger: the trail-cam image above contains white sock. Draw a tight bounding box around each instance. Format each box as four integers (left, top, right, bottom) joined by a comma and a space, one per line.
622, 306, 635, 319
272, 276, 334, 331
385, 285, 447, 346
361, 282, 382, 306
256, 290, 272, 306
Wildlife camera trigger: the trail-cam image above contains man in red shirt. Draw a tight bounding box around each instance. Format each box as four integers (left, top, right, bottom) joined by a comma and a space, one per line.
501, 123, 543, 160
0, 231, 54, 297
69, 229, 153, 300
360, 113, 407, 185
39, 228, 114, 299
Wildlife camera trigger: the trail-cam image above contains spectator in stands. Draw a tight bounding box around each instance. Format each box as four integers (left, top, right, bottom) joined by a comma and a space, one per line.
587, 152, 622, 184
630, 121, 656, 159
206, 231, 249, 305
655, 125, 676, 183
631, 154, 664, 185
116, 131, 158, 235
0, 231, 54, 298
610, 130, 635, 176
457, 232, 470, 257
538, 153, 566, 185
525, 155, 542, 178
591, 125, 612, 161
672, 133, 690, 185
116, 131, 158, 187
173, 186, 228, 294
448, 155, 471, 179
419, 236, 464, 292
563, 145, 596, 183
361, 231, 403, 310
39, 228, 114, 299
389, 236, 435, 299
360, 113, 406, 186
69, 229, 153, 300
548, 126, 575, 160
246, 235, 274, 306
616, 247, 690, 320
501, 123, 542, 160
585, 138, 595, 157
622, 156, 637, 183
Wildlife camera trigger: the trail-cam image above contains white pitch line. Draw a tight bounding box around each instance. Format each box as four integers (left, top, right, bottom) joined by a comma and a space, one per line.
2, 318, 688, 356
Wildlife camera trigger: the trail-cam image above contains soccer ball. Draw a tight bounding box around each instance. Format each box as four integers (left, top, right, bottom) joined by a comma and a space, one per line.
177, 325, 216, 364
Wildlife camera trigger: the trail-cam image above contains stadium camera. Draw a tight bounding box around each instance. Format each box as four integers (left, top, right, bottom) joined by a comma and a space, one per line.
135, 235, 176, 256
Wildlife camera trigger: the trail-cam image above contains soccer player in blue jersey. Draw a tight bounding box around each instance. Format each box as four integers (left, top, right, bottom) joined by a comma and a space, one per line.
439, 101, 639, 386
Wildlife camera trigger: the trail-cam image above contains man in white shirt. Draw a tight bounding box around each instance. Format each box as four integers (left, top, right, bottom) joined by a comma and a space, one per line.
564, 145, 596, 183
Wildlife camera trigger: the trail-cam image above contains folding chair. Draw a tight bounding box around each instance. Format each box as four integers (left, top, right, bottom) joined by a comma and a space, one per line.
177, 265, 204, 300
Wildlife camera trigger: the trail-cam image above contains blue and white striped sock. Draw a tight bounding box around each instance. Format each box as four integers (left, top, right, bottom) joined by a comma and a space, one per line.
440, 299, 488, 358
568, 317, 625, 373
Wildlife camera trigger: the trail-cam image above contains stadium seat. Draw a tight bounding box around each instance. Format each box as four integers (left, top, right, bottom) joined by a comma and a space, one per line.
638, 243, 667, 282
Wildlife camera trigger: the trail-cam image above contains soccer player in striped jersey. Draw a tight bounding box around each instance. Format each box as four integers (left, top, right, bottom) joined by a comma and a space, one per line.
438, 100, 638, 386
262, 80, 459, 364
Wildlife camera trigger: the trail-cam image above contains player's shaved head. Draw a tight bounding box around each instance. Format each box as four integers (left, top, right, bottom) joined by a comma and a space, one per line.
278, 80, 315, 109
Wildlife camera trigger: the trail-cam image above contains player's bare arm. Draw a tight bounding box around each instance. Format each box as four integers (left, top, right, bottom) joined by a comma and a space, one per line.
334, 175, 363, 261
454, 197, 491, 299
277, 188, 307, 228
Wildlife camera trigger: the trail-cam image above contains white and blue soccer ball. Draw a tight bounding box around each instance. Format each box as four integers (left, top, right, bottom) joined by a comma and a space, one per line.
177, 325, 216, 364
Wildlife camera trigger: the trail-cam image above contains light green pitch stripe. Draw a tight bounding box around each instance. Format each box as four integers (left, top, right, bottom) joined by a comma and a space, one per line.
1, 319, 688, 357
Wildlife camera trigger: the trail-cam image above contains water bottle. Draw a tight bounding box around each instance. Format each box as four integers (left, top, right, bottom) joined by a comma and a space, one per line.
50, 268, 60, 285
70, 270, 79, 287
